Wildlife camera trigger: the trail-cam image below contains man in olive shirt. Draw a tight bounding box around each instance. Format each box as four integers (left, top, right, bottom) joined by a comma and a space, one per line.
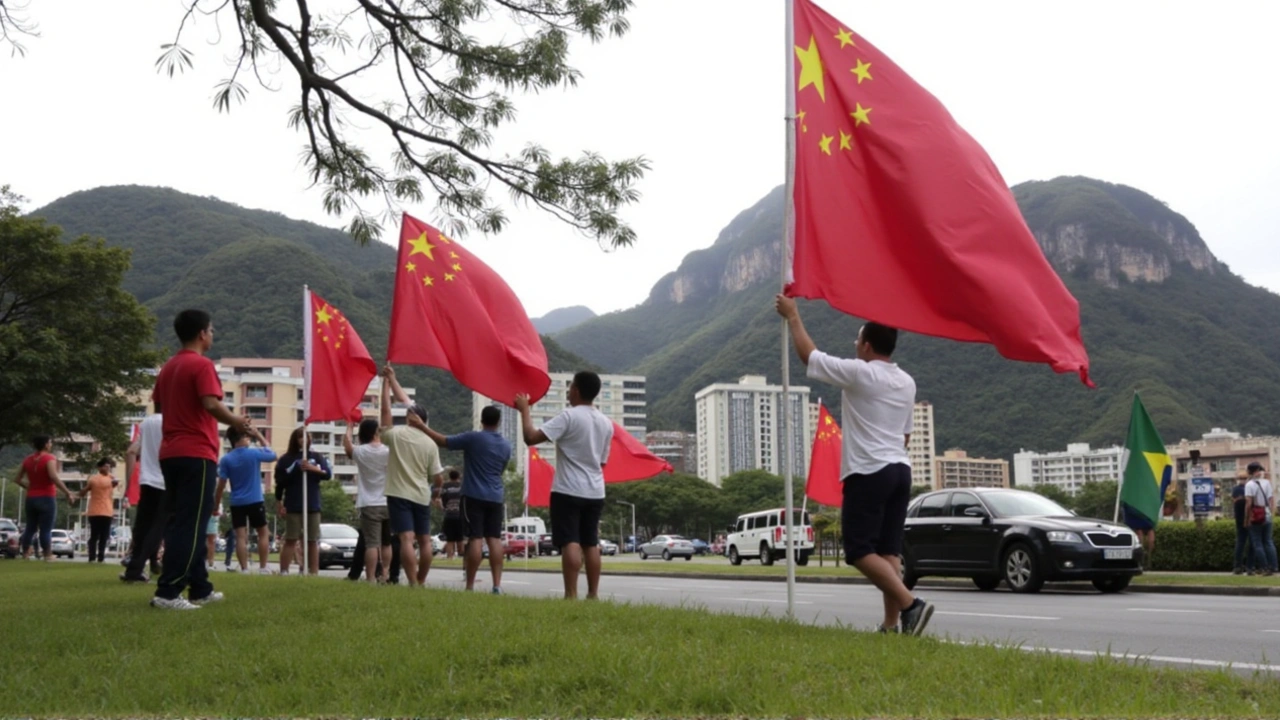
379, 365, 444, 587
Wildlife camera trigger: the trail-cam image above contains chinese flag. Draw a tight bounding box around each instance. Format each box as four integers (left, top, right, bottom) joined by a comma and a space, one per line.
387, 213, 551, 406
305, 289, 378, 423
787, 0, 1092, 385
604, 422, 673, 484
125, 423, 141, 505
525, 448, 554, 508
805, 402, 843, 507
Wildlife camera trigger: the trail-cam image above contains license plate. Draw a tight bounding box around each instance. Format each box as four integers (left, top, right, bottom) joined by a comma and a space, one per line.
1104, 548, 1133, 560
342, 551, 353, 558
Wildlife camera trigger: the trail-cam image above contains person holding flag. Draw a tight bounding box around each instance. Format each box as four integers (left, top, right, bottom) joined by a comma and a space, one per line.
274, 427, 332, 576
379, 365, 445, 588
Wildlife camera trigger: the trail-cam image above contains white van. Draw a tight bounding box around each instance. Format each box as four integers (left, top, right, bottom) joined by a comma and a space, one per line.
726, 508, 814, 566
506, 516, 547, 537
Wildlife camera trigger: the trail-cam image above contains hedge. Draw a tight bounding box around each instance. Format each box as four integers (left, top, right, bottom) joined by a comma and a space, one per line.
1151, 519, 1279, 571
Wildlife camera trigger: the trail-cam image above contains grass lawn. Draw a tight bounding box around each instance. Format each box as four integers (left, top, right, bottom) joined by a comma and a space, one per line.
3, 562, 1279, 718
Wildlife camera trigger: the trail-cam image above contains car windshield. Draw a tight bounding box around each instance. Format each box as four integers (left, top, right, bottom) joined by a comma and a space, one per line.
668, 536, 686, 541
0, 520, 17, 532
983, 492, 1072, 518
322, 525, 359, 539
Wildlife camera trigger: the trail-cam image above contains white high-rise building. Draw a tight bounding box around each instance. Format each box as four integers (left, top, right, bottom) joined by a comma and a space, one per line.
473, 372, 646, 475
695, 375, 813, 486
1013, 443, 1124, 495
908, 401, 936, 489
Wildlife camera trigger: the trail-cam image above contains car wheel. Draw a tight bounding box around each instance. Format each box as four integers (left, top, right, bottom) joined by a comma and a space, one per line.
972, 576, 1001, 591
759, 543, 774, 566
639, 550, 647, 560
728, 546, 742, 566
1002, 542, 1044, 593
684, 554, 692, 561
796, 551, 810, 567
1092, 576, 1132, 594
662, 550, 672, 561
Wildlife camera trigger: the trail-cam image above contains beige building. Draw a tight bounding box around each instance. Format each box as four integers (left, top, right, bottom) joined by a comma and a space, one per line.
934, 449, 1010, 490
645, 431, 697, 474
473, 372, 646, 476
695, 375, 813, 486
908, 402, 937, 489
1166, 428, 1280, 518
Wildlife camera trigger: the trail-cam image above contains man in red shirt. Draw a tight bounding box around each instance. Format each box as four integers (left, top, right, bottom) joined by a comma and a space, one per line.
150, 309, 252, 611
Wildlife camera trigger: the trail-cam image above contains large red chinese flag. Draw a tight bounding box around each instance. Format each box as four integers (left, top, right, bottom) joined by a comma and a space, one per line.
387, 213, 551, 406
786, 0, 1092, 385
604, 422, 674, 484
305, 289, 378, 423
125, 423, 141, 505
525, 448, 554, 508
805, 402, 843, 507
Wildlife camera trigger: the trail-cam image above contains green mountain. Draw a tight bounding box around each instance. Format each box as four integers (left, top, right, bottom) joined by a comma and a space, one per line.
30, 185, 595, 434
554, 177, 1280, 459
532, 305, 597, 335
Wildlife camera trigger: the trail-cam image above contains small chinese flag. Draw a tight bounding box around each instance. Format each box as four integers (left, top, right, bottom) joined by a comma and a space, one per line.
787, 0, 1092, 385
125, 423, 141, 505
805, 402, 843, 507
387, 213, 551, 406
525, 448, 554, 508
604, 422, 673, 484
305, 289, 377, 423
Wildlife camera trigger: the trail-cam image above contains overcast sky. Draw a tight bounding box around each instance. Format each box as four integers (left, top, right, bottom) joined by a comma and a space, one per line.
3, 1, 1278, 318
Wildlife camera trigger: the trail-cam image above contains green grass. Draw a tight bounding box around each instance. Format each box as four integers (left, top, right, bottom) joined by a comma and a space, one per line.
3, 562, 1279, 718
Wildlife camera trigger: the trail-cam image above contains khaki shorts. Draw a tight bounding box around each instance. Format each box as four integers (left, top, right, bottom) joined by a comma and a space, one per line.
285, 512, 321, 542
359, 506, 392, 547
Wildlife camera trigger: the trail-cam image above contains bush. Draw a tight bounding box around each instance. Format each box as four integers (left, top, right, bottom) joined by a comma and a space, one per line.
1151, 519, 1279, 571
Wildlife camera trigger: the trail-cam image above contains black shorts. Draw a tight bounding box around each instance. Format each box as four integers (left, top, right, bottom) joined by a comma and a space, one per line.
230, 502, 268, 530
550, 492, 604, 548
442, 516, 466, 542
461, 496, 503, 539
841, 463, 912, 561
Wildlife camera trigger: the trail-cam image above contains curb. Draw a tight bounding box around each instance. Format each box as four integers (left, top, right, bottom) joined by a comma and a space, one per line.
504, 566, 1280, 596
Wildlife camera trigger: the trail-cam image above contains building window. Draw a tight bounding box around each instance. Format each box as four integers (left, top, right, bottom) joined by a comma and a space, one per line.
245, 407, 268, 420
296, 410, 304, 423
245, 386, 268, 400
297, 389, 305, 401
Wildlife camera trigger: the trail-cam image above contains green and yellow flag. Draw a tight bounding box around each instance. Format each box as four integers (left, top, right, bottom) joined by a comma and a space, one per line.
1119, 394, 1172, 525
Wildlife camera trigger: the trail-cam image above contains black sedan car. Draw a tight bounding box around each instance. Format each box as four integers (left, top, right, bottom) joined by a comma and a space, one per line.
318, 523, 360, 569
902, 488, 1143, 594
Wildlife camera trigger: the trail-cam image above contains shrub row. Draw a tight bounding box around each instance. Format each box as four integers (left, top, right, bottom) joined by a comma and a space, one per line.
1151, 519, 1278, 571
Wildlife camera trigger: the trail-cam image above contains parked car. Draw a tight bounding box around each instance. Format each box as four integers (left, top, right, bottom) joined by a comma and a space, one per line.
624, 536, 647, 553
0, 518, 19, 559
49, 529, 75, 559
689, 538, 710, 556
726, 508, 814, 566
317, 523, 360, 569
902, 488, 1144, 594
537, 534, 558, 556
599, 539, 618, 556
503, 532, 538, 559
639, 535, 695, 561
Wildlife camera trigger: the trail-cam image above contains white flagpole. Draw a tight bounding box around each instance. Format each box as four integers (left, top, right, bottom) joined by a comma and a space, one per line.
780, 0, 798, 619
302, 285, 312, 575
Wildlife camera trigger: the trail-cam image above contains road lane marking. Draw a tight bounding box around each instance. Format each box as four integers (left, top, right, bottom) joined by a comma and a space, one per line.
1015, 645, 1280, 674
733, 598, 814, 605
1125, 608, 1207, 614
1265, 630, 1280, 634
936, 611, 1060, 621
501, 581, 531, 585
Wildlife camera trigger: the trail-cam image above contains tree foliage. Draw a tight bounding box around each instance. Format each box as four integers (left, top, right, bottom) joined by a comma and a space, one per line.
320, 479, 356, 522
0, 188, 160, 457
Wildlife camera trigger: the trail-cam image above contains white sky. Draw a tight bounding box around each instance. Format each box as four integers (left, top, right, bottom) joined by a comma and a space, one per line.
3, 1, 1278, 318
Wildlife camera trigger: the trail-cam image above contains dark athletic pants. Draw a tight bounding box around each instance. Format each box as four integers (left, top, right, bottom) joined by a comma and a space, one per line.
347, 530, 401, 583
125, 485, 168, 577
154, 458, 217, 601
88, 516, 112, 562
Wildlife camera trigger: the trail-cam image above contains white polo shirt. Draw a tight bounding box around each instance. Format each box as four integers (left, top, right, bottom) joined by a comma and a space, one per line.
806, 350, 915, 478
138, 413, 165, 490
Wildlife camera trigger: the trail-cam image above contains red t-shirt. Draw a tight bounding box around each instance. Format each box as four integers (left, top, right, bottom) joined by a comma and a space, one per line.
153, 350, 223, 462
22, 453, 57, 497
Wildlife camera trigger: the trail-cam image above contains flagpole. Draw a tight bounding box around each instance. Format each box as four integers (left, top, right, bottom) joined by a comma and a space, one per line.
780, 0, 798, 620
302, 285, 311, 575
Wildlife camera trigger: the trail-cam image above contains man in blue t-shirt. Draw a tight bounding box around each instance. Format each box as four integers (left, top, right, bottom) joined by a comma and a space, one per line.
214, 426, 278, 574
414, 405, 512, 593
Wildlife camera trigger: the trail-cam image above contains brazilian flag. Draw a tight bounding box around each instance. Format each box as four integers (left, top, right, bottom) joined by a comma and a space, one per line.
1119, 394, 1172, 525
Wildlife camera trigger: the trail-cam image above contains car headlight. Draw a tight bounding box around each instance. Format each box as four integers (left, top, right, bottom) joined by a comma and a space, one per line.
1131, 533, 1142, 548
1046, 531, 1082, 544
319, 542, 333, 551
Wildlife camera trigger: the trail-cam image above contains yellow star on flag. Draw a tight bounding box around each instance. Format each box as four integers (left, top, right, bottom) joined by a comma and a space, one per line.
450, 251, 459, 259
818, 133, 834, 155
835, 28, 855, 49
851, 59, 872, 84
405, 262, 417, 273
451, 263, 462, 272
438, 233, 452, 245
839, 129, 853, 151
408, 232, 437, 261
797, 108, 808, 133
795, 36, 826, 102
445, 273, 456, 282
851, 102, 872, 126
423, 276, 435, 287
315, 306, 334, 325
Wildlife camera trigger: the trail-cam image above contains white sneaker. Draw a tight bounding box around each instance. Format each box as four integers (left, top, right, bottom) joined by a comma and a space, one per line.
151, 596, 201, 611
191, 591, 225, 606
258, 568, 273, 575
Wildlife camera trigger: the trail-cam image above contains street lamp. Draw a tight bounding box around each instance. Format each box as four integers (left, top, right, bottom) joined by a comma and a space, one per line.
616, 500, 636, 554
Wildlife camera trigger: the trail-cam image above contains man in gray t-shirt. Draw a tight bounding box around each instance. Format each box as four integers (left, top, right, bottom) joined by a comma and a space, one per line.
1244, 462, 1278, 575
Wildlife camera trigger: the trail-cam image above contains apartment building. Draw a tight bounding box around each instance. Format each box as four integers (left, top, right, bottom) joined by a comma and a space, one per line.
1012, 443, 1124, 495
695, 375, 812, 486
934, 449, 1010, 490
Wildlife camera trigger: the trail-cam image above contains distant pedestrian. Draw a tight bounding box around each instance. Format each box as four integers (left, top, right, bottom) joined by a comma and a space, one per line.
80, 458, 119, 563
274, 427, 332, 576
150, 309, 252, 610
214, 426, 277, 574
121, 412, 166, 583
1243, 462, 1278, 576
1231, 475, 1254, 575
440, 470, 465, 560
205, 511, 222, 571
777, 295, 934, 636
13, 435, 76, 561
344, 418, 394, 583
517, 372, 611, 600
379, 365, 444, 587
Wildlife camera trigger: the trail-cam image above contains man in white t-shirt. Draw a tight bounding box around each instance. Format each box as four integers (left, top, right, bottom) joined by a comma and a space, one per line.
121, 411, 165, 583
1244, 461, 1278, 575
777, 295, 934, 636
516, 371, 613, 600
344, 418, 393, 583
